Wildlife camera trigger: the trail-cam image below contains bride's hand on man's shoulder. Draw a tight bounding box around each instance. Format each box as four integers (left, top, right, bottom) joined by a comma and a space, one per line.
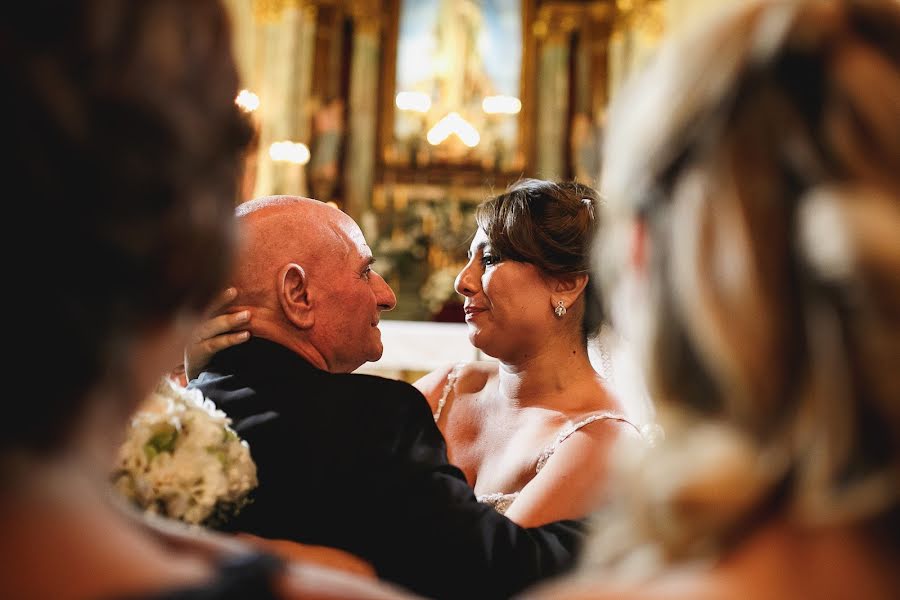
184, 287, 252, 380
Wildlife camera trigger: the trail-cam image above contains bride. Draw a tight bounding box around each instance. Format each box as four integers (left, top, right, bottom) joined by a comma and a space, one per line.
414, 179, 641, 527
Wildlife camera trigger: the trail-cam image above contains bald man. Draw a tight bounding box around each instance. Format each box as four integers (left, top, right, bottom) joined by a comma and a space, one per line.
229, 196, 396, 373
192, 196, 584, 599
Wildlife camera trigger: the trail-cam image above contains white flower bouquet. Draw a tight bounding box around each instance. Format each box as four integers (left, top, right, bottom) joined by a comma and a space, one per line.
113, 378, 258, 526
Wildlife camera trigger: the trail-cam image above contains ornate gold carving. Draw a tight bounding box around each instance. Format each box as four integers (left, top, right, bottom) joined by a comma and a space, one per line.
348, 0, 382, 32
534, 3, 589, 42
612, 0, 665, 39
252, 0, 305, 24
588, 3, 616, 23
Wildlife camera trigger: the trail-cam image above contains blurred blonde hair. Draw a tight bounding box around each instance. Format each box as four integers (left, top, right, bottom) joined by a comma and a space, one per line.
586, 0, 900, 581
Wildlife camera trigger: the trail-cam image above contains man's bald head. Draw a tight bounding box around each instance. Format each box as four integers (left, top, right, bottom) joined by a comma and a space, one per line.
228, 195, 396, 372
233, 196, 350, 308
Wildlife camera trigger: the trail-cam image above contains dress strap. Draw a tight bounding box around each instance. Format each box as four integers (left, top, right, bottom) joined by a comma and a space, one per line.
433, 362, 465, 422
535, 411, 635, 473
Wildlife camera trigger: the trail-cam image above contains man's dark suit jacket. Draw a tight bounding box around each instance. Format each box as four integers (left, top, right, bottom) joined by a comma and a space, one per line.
193, 338, 584, 599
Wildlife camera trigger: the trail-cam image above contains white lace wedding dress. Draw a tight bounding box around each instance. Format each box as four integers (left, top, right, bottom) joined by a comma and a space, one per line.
433, 327, 658, 514
476, 411, 639, 514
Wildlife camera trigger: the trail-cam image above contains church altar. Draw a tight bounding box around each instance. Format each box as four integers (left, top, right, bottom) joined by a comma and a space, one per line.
354, 320, 484, 379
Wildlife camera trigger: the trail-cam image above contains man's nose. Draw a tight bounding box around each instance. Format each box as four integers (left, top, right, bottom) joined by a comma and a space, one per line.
372, 271, 397, 311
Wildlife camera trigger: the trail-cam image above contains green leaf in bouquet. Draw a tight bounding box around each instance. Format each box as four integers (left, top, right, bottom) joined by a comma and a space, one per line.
144, 425, 178, 460
202, 496, 254, 529
206, 445, 228, 466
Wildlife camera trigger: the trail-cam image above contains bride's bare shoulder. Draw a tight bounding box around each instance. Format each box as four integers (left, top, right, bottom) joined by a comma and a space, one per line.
455, 361, 498, 393
412, 364, 459, 409
412, 361, 496, 401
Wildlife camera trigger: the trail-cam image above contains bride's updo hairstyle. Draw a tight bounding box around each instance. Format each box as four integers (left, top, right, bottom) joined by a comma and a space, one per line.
475, 179, 603, 338
584, 0, 900, 580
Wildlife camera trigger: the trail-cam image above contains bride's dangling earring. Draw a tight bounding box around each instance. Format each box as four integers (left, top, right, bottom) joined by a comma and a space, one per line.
554, 300, 567, 318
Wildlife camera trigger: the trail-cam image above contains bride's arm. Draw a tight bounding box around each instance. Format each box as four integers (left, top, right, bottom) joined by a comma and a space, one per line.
503, 420, 637, 528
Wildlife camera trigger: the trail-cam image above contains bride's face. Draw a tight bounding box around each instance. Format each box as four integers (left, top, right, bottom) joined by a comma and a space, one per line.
455, 228, 551, 359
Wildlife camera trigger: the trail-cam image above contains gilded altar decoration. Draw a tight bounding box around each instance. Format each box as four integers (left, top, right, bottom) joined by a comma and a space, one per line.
391, 0, 524, 169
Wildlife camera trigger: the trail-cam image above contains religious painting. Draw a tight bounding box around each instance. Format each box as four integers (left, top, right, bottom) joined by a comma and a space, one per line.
390, 0, 524, 169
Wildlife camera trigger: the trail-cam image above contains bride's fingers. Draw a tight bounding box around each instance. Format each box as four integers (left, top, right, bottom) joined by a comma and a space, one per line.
200, 330, 251, 355
193, 310, 250, 342
205, 287, 238, 316
185, 324, 250, 380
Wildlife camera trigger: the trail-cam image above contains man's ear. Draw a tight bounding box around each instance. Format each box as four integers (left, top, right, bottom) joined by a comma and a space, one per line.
278, 263, 314, 329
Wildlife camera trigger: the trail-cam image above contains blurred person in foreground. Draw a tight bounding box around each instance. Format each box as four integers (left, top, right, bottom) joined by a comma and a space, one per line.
0, 2, 414, 598
528, 0, 900, 598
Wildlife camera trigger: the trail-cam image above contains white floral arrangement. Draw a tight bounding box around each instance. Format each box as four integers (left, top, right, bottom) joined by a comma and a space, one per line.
420, 264, 464, 314
113, 378, 258, 526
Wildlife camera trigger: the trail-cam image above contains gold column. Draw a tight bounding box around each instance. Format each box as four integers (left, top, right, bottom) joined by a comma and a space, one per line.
343, 1, 382, 219
667, 0, 745, 31
533, 4, 583, 180
571, 3, 615, 186
284, 3, 317, 195
250, 0, 317, 198
608, 0, 665, 101
222, 0, 258, 90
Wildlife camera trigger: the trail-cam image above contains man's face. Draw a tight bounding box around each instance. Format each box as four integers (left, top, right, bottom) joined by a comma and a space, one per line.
311, 212, 397, 372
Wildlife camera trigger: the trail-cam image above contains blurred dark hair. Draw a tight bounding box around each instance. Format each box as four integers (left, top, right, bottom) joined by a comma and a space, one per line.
1, 0, 252, 453
475, 179, 603, 337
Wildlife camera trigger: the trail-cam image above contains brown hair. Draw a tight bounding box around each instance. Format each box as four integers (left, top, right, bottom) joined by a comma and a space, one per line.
586, 0, 900, 576
475, 179, 603, 337
3, 0, 252, 453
